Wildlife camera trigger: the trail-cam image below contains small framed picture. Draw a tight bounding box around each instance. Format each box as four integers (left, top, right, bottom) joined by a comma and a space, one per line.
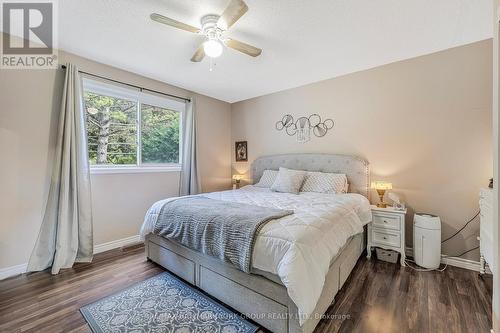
235, 141, 248, 162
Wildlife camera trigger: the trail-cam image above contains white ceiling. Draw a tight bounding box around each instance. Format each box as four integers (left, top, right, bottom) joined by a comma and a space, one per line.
55, 1, 492, 102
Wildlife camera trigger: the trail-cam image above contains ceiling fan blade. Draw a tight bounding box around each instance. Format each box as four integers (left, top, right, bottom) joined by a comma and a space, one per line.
191, 44, 205, 62
150, 13, 200, 33
225, 38, 262, 57
217, 0, 248, 30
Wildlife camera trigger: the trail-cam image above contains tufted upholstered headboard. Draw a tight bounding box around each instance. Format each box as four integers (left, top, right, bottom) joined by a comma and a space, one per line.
250, 153, 370, 198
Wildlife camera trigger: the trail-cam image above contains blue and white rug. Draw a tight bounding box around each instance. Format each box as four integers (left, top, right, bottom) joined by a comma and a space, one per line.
80, 271, 258, 333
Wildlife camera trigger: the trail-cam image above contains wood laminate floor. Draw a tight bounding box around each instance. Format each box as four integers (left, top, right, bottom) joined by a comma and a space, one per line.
0, 245, 492, 333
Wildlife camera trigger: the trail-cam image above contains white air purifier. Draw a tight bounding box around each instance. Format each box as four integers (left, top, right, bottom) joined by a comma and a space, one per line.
413, 213, 441, 269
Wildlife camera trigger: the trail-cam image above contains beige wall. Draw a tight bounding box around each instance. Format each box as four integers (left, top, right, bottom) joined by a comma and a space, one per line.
231, 40, 493, 260
492, 0, 499, 329
0, 45, 231, 269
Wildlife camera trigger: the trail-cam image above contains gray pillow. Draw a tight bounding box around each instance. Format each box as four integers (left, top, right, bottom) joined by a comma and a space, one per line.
255, 169, 279, 188
271, 167, 307, 194
300, 171, 348, 194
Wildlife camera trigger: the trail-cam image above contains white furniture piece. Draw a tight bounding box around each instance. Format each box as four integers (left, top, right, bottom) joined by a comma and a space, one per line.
479, 188, 494, 275
367, 205, 407, 266
413, 213, 441, 269
145, 153, 370, 333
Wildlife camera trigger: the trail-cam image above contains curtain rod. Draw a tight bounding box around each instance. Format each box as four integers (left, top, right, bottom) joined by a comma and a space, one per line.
61, 65, 191, 103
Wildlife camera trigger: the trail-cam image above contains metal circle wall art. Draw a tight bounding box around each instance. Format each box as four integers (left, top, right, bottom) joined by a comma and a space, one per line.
275, 114, 334, 143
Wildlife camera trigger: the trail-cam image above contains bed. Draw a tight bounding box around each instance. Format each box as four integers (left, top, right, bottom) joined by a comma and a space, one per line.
141, 153, 371, 333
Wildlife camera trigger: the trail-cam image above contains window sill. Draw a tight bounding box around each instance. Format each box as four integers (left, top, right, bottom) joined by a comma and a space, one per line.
90, 166, 182, 174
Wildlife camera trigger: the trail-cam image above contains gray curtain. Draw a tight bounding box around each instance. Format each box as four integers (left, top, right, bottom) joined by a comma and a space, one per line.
28, 63, 93, 274
179, 98, 201, 195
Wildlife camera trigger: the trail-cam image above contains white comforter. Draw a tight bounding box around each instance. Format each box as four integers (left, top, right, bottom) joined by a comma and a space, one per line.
140, 186, 372, 325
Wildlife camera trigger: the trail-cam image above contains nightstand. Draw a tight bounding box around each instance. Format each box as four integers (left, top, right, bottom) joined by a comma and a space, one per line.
367, 205, 407, 266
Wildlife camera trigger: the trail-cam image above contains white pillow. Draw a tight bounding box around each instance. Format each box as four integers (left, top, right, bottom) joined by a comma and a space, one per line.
255, 170, 279, 188
300, 171, 348, 194
271, 167, 307, 194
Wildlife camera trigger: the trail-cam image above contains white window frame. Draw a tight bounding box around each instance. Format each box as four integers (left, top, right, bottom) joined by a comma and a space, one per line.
83, 78, 184, 174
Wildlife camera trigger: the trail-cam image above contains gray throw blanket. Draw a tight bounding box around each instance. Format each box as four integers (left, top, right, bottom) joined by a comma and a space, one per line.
154, 196, 293, 273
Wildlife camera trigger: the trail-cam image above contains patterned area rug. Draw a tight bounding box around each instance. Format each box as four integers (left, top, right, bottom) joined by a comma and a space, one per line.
80, 272, 258, 333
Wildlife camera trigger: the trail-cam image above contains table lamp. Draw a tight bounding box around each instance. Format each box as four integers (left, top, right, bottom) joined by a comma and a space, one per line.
371, 181, 393, 208
232, 174, 242, 189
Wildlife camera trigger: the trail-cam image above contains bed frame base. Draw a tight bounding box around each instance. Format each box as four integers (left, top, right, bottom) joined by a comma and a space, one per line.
145, 233, 364, 333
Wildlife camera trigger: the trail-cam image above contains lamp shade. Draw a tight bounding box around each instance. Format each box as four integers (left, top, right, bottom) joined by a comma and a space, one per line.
203, 39, 223, 58
232, 174, 242, 181
371, 181, 392, 190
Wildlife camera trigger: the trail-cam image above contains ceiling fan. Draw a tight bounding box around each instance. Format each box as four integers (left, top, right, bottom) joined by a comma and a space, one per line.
150, 0, 262, 62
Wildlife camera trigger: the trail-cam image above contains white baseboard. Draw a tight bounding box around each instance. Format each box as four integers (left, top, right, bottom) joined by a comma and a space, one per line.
0, 234, 142, 281
94, 234, 142, 254
405, 246, 489, 273
0, 263, 28, 280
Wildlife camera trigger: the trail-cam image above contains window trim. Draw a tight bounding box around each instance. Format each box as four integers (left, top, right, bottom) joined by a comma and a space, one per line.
90, 165, 182, 175
83, 78, 184, 172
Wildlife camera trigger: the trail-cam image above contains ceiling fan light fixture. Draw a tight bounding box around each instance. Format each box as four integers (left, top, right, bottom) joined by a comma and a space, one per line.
151, 0, 261, 63
203, 39, 223, 58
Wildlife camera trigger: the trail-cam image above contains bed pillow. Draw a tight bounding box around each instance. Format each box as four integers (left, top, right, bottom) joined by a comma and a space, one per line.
270, 167, 307, 194
300, 171, 348, 194
254, 169, 279, 188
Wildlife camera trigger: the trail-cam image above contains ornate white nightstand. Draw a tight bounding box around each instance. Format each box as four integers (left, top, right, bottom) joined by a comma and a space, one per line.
366, 205, 407, 266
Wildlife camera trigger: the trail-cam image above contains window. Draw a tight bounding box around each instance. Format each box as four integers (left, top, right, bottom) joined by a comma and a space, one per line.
83, 79, 184, 173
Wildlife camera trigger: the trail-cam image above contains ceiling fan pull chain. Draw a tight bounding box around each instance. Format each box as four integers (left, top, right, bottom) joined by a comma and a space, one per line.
209, 58, 214, 72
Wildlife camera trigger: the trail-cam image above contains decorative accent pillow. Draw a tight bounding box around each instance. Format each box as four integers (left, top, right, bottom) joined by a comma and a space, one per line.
300, 171, 348, 194
270, 167, 307, 194
255, 170, 279, 188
